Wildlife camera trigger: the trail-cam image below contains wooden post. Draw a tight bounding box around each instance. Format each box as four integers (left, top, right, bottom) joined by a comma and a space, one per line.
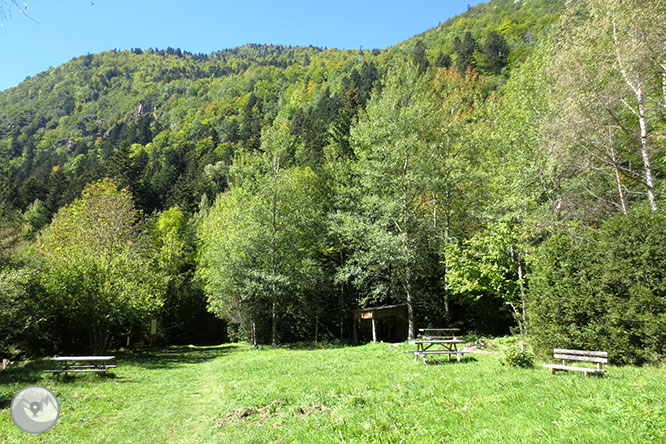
371, 315, 377, 343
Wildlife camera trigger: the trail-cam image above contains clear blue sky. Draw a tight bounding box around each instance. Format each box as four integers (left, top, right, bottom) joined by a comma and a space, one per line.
0, 0, 483, 91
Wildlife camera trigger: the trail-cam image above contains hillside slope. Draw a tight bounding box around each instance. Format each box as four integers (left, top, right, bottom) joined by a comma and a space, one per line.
0, 0, 565, 221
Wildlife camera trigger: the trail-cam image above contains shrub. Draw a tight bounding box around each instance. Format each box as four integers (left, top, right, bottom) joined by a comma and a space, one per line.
500, 342, 535, 368
527, 210, 666, 364
0, 266, 53, 359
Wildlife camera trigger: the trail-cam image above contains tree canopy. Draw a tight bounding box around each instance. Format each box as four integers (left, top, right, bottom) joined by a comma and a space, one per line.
36, 179, 165, 352
1, 0, 665, 361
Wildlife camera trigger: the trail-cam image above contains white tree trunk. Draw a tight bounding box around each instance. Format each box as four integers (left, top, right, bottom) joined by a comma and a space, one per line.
613, 18, 658, 211
406, 275, 416, 340
607, 141, 629, 214
401, 148, 417, 340
636, 85, 658, 211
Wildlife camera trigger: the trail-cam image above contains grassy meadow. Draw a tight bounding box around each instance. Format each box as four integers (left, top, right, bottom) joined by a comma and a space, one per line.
1, 340, 665, 443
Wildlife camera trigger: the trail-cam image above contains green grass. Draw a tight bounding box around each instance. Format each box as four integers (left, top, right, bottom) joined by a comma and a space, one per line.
1, 341, 665, 443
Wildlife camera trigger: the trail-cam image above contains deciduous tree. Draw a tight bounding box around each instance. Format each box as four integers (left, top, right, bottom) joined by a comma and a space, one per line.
199, 123, 326, 346
37, 178, 165, 352
340, 63, 441, 339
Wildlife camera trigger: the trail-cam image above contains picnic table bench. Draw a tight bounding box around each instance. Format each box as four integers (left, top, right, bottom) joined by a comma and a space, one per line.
543, 349, 608, 377
45, 356, 117, 376
407, 337, 466, 364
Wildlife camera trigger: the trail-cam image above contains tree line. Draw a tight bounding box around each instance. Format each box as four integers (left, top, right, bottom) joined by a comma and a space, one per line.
1, 0, 665, 364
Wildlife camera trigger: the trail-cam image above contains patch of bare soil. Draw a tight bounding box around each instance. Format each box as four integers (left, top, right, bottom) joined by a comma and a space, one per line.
293, 404, 331, 417
215, 400, 331, 427
215, 400, 285, 425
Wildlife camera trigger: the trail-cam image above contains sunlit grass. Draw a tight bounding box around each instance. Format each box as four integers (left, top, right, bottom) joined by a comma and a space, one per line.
1, 341, 665, 443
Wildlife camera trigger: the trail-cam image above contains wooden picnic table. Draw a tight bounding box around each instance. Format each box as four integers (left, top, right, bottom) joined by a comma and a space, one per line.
418, 328, 461, 340
407, 339, 466, 364
45, 356, 117, 376
419, 328, 460, 333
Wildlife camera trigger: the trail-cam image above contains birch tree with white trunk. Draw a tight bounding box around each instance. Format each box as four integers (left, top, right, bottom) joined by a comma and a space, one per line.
546, 0, 665, 214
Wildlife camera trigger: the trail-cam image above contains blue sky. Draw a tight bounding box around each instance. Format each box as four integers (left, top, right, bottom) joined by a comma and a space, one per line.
0, 0, 483, 91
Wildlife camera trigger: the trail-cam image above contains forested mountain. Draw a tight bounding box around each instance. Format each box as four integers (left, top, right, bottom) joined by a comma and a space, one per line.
0, 1, 561, 221
392, 0, 562, 71
0, 44, 353, 216
2, 0, 665, 365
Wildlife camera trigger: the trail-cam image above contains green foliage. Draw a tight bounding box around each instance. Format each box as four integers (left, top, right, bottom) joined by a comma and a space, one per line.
544, 0, 666, 216
411, 40, 429, 74
445, 223, 524, 332
3, 0, 666, 359
0, 0, 566, 224
21, 198, 50, 235
482, 31, 510, 74
454, 31, 479, 71
0, 267, 50, 360
434, 51, 452, 68
36, 179, 166, 352
152, 205, 189, 274
150, 205, 224, 344
500, 342, 535, 368
0, 43, 379, 218
528, 210, 666, 364
199, 127, 327, 344
393, 0, 563, 75
338, 63, 443, 335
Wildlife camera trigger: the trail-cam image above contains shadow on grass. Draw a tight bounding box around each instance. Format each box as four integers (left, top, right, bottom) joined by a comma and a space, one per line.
122, 344, 243, 370
1, 342, 372, 387
278, 341, 368, 351
0, 359, 50, 386
0, 365, 140, 386
423, 356, 479, 366
52, 371, 134, 384
0, 345, 243, 386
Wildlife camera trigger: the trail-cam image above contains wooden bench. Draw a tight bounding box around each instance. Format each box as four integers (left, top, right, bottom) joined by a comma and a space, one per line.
543, 349, 608, 377
45, 356, 117, 376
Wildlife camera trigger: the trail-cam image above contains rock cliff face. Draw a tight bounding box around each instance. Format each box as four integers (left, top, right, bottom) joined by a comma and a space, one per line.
131, 100, 153, 120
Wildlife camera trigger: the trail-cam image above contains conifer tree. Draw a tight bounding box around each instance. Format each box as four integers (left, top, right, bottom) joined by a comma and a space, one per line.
411, 40, 429, 74
435, 51, 452, 68
483, 31, 510, 74
456, 31, 478, 71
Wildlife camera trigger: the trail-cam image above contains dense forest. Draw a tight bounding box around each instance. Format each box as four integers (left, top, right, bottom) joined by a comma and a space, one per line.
1, 0, 664, 365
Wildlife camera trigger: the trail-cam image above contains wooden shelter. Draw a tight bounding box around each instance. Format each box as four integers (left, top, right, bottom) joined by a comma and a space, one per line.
352, 303, 408, 343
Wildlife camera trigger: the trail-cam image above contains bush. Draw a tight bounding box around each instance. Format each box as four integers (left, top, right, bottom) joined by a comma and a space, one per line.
37, 179, 166, 353
0, 266, 53, 360
527, 210, 666, 364
500, 342, 535, 368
